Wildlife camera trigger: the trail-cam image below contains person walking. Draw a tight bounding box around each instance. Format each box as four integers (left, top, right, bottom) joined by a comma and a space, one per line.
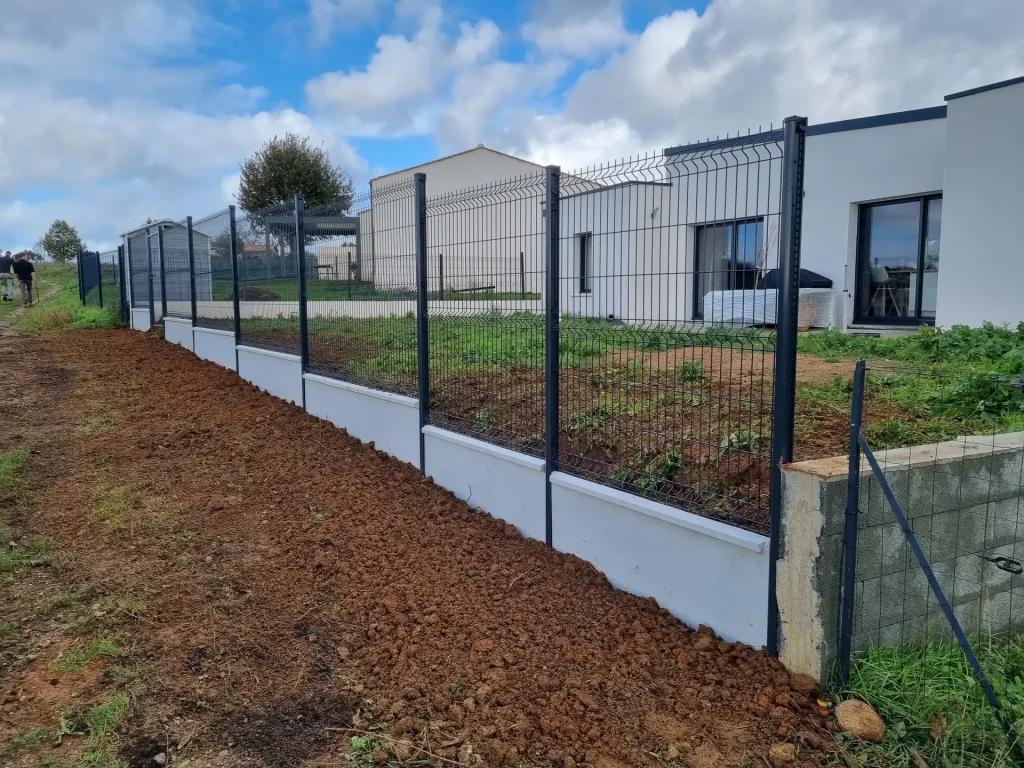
12, 252, 35, 306
0, 251, 14, 301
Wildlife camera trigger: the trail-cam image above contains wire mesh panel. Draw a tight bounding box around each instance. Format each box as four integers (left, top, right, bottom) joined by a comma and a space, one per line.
163, 220, 192, 318
838, 366, 1024, 765
424, 172, 547, 454
556, 135, 786, 533
127, 231, 150, 309
147, 229, 165, 323
192, 208, 235, 331
306, 180, 418, 395
99, 249, 120, 311
238, 203, 300, 354
80, 250, 102, 306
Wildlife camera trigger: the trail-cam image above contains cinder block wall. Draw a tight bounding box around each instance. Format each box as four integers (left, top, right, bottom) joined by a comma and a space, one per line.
777, 433, 1024, 682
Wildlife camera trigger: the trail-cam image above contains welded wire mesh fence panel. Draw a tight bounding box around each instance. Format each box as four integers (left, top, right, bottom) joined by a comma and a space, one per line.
306, 180, 418, 395
192, 208, 235, 331
127, 231, 150, 308
99, 249, 120, 313
837, 366, 1024, 765
557, 135, 786, 533
425, 172, 547, 454
80, 251, 101, 306
163, 220, 192, 318
238, 203, 300, 354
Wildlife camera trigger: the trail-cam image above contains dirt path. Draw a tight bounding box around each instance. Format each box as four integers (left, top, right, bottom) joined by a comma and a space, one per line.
0, 323, 836, 767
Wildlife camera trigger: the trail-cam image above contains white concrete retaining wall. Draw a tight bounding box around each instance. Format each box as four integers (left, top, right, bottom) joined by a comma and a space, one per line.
423, 426, 547, 542
163, 317, 193, 351
550, 471, 771, 647
131, 308, 151, 332
303, 374, 420, 466
237, 346, 303, 405
193, 328, 237, 371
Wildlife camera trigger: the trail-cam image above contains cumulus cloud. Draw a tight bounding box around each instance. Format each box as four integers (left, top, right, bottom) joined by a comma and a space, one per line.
305, 7, 502, 136
501, 0, 1024, 167
522, 0, 631, 58
309, 0, 392, 45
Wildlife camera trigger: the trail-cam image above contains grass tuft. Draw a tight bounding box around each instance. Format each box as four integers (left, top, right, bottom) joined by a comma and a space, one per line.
52, 636, 124, 673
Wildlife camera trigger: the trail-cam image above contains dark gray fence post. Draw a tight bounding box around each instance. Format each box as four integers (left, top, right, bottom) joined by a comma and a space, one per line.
838, 358, 866, 686
414, 172, 429, 475
146, 229, 156, 329
767, 115, 807, 656
157, 226, 168, 322
187, 216, 198, 325
118, 245, 128, 326
77, 248, 85, 304
96, 252, 104, 308
229, 205, 242, 347
295, 193, 309, 408
520, 252, 526, 299
544, 165, 561, 548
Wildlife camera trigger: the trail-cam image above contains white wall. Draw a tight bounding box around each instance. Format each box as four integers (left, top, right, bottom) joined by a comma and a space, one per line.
304, 374, 420, 466
802, 118, 947, 328
423, 426, 547, 542
550, 472, 770, 646
937, 81, 1024, 328
163, 317, 193, 351
193, 327, 237, 370
131, 308, 151, 332
237, 346, 303, 405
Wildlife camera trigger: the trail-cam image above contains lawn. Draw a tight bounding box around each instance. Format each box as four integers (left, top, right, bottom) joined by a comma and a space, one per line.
17, 265, 121, 333
841, 638, 1024, 767
215, 277, 541, 302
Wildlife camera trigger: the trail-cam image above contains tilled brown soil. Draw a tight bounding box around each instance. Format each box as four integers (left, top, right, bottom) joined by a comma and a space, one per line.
0, 327, 836, 767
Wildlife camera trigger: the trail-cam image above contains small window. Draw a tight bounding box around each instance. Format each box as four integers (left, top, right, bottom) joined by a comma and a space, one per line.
577, 233, 593, 294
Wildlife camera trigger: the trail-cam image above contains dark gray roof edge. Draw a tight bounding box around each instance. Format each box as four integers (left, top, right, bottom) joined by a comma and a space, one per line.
806, 106, 947, 137
663, 128, 784, 157
945, 75, 1024, 101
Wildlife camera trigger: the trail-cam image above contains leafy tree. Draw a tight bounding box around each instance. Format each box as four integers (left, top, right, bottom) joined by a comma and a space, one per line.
42, 219, 82, 263
16, 250, 43, 262
238, 133, 354, 215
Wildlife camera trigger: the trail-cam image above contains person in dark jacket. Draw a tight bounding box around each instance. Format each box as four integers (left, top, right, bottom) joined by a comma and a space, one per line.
12, 253, 34, 306
0, 251, 14, 301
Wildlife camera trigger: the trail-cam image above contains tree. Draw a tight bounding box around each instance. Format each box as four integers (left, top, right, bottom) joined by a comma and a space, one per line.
16, 250, 43, 262
238, 133, 354, 215
42, 219, 82, 263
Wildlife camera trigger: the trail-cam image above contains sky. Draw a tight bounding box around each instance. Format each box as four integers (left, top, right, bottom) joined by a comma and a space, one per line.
1, 0, 1022, 253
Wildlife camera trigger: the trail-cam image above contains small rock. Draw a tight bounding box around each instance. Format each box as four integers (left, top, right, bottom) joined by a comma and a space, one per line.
393, 739, 414, 761
769, 743, 796, 764
835, 699, 886, 742
337, 646, 350, 660
204, 556, 213, 564
458, 744, 475, 765
153, 753, 167, 766
371, 748, 389, 764
473, 638, 495, 653
693, 635, 714, 652
665, 745, 679, 760
789, 674, 817, 695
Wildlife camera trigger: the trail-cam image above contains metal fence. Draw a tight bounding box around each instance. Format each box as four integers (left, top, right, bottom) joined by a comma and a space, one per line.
78, 247, 125, 320
306, 179, 418, 395
107, 119, 807, 652
837, 361, 1024, 762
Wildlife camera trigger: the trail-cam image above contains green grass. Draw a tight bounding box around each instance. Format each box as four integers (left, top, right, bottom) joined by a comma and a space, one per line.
52, 636, 124, 673
16, 265, 120, 333
0, 448, 28, 488
0, 726, 54, 757
840, 639, 1024, 767
217, 276, 542, 302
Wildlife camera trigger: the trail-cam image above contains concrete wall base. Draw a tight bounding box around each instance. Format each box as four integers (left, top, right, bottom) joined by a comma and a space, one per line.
163, 317, 193, 351
193, 328, 237, 371
237, 346, 303, 405
130, 308, 151, 332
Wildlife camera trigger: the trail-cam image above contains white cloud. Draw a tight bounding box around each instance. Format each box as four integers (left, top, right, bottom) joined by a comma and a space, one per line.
309, 0, 392, 45
305, 7, 502, 137
499, 0, 1024, 168
523, 0, 631, 58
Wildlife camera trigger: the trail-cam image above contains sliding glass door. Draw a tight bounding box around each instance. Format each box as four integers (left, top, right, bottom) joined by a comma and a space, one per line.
693, 218, 763, 320
855, 195, 942, 325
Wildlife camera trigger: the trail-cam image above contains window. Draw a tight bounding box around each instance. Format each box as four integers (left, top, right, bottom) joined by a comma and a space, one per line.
693, 218, 764, 319
577, 232, 593, 294
855, 195, 941, 325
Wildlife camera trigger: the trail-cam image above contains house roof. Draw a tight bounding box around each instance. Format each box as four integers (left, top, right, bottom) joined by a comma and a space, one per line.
120, 219, 181, 237
561, 179, 672, 201
370, 145, 545, 183
663, 128, 785, 158
945, 74, 1024, 101
806, 105, 947, 136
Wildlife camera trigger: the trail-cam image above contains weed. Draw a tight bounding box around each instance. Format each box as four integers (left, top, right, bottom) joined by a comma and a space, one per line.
841, 639, 1024, 768
105, 664, 141, 688
91, 485, 137, 526
52, 636, 123, 673
0, 534, 67, 575
0, 448, 28, 488
719, 430, 760, 454
474, 410, 491, 427
307, 506, 328, 524
678, 360, 706, 382
613, 450, 684, 495
0, 726, 54, 756
567, 401, 618, 434
0, 619, 18, 637
44, 695, 132, 768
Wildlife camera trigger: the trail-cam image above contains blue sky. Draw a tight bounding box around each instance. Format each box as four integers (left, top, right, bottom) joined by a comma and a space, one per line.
1, 0, 1022, 252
